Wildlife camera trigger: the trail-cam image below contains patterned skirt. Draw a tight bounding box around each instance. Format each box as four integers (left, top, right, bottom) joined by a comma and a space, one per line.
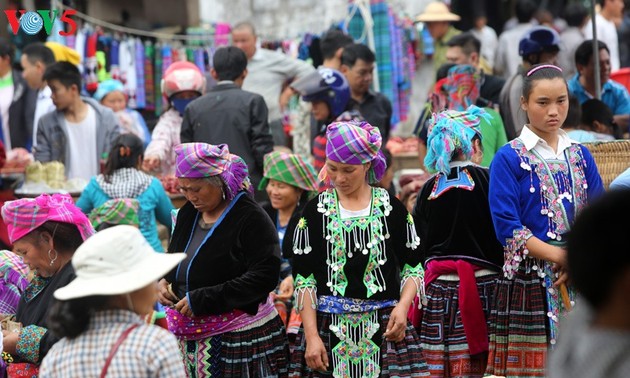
486, 266, 549, 378
177, 313, 289, 378
289, 307, 430, 377
420, 273, 498, 378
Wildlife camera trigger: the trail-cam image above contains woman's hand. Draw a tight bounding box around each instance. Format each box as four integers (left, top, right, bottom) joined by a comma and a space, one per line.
305, 335, 329, 372
142, 157, 160, 172
157, 279, 178, 307
383, 302, 409, 342
2, 330, 19, 355
275, 275, 294, 302
553, 268, 570, 287
174, 296, 193, 317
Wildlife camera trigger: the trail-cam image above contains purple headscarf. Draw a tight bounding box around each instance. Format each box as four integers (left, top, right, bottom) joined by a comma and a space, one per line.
174, 143, 252, 200
321, 121, 387, 185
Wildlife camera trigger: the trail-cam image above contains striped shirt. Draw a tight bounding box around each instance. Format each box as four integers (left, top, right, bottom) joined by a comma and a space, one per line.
39, 309, 185, 378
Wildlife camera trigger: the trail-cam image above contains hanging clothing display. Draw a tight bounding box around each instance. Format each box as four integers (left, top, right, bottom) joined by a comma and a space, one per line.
346, 0, 417, 130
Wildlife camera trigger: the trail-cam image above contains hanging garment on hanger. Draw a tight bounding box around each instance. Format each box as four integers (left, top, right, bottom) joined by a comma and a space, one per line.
85, 31, 99, 94
120, 38, 137, 108
144, 41, 155, 111
98, 35, 112, 73
185, 47, 194, 63
109, 38, 120, 81
161, 44, 172, 76
74, 26, 87, 74
154, 43, 164, 115
215, 23, 230, 47
96, 36, 111, 83
193, 48, 205, 75
135, 38, 146, 109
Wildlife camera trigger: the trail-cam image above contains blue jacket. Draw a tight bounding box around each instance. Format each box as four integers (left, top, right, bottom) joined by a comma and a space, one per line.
76, 176, 173, 251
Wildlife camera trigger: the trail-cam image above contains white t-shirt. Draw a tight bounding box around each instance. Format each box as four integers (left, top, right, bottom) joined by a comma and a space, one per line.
339, 202, 371, 219
0, 74, 14, 150
33, 86, 55, 148
65, 105, 98, 180
583, 13, 620, 72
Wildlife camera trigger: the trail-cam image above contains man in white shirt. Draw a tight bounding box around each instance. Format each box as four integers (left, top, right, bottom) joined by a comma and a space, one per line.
232, 21, 315, 147
494, 0, 537, 79
20, 43, 56, 149
0, 40, 37, 151
558, 3, 588, 79
583, 0, 624, 71
33, 62, 119, 180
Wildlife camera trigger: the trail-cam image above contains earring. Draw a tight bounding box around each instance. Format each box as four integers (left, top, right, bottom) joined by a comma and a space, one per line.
48, 249, 58, 267
222, 189, 226, 201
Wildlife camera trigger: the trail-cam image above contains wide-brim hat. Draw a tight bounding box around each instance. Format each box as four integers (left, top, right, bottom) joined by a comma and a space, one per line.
415, 2, 461, 22
54, 225, 185, 300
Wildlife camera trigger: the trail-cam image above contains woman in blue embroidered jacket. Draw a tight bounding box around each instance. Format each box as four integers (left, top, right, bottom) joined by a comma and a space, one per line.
288, 121, 429, 377
487, 64, 604, 378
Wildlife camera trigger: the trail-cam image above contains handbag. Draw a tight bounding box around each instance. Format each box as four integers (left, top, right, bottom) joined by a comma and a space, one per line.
100, 324, 140, 378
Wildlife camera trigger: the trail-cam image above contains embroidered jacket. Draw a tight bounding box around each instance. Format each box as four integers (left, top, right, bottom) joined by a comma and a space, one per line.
489, 137, 604, 279
164, 195, 281, 316
289, 187, 423, 311
413, 162, 503, 269
14, 263, 75, 364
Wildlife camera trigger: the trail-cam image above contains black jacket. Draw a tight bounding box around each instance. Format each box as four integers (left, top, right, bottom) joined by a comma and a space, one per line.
413, 164, 504, 270
180, 83, 274, 189
16, 263, 75, 363
8, 70, 37, 149
165, 195, 281, 316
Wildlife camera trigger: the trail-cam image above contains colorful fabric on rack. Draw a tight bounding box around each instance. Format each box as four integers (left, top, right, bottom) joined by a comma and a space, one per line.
126, 39, 138, 108
85, 32, 99, 94
154, 43, 163, 115
161, 45, 172, 77
193, 49, 205, 74
215, 23, 231, 46
119, 39, 131, 95
74, 27, 87, 73
135, 39, 146, 108
109, 39, 120, 81
144, 42, 155, 111
185, 47, 194, 63
390, 9, 402, 126
346, 1, 416, 129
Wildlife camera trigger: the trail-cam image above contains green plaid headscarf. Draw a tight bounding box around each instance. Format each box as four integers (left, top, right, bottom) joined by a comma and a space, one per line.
258, 151, 318, 195
89, 199, 140, 230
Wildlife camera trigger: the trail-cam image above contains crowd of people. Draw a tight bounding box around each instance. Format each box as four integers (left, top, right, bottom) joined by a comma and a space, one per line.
0, 0, 629, 377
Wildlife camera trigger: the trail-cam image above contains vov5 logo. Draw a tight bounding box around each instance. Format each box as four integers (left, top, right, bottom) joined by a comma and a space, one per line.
4, 9, 77, 36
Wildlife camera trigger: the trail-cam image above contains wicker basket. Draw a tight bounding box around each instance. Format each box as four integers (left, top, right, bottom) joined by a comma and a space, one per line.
582, 140, 630, 189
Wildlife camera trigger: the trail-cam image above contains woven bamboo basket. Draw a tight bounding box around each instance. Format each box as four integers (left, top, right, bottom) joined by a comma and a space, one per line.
582, 140, 630, 189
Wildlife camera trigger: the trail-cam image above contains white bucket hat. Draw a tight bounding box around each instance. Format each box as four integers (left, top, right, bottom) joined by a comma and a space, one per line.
415, 2, 461, 23
54, 225, 185, 300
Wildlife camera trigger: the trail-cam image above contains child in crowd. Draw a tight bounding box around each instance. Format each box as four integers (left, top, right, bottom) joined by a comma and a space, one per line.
77, 134, 173, 252
88, 198, 141, 231
290, 67, 356, 172
93, 79, 151, 147
143, 62, 205, 176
